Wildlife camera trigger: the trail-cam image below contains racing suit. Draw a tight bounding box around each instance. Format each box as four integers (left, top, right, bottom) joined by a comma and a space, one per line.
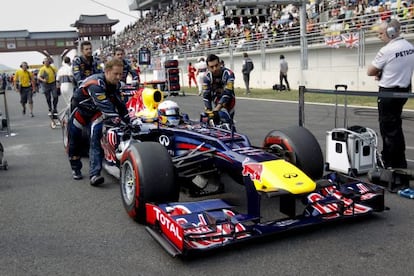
68, 73, 129, 178
202, 67, 236, 125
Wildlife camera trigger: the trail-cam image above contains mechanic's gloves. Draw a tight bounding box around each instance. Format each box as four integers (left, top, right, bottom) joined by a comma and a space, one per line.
209, 110, 221, 125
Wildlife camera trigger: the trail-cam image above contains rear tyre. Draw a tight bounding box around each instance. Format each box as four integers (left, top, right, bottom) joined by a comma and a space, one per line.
263, 126, 324, 180
120, 142, 178, 224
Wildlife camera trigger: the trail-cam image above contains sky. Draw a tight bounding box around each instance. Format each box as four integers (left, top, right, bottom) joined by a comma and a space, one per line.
0, 0, 140, 70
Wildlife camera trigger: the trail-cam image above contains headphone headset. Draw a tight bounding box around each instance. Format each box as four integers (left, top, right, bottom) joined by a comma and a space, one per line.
386, 19, 397, 39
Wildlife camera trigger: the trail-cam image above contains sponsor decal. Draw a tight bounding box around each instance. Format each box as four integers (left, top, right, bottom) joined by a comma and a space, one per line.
283, 173, 298, 179
153, 206, 183, 243
97, 94, 106, 100
158, 135, 170, 146
180, 209, 250, 249
242, 158, 263, 182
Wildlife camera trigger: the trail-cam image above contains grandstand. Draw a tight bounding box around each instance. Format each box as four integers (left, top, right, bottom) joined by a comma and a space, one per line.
100, 0, 414, 90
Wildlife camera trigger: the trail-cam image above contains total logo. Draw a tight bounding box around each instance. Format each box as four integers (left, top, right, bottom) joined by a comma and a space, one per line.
152, 206, 182, 242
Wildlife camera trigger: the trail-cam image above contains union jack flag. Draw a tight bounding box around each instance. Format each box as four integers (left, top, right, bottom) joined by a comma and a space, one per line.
324, 35, 342, 48
341, 32, 359, 48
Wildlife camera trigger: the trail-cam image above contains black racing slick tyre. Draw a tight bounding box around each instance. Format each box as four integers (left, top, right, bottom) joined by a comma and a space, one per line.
120, 142, 178, 224
263, 126, 324, 180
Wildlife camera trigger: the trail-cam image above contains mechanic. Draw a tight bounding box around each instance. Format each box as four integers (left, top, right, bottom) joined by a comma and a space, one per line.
13, 61, 35, 117
67, 59, 134, 186
72, 41, 103, 87
112, 46, 138, 84
367, 18, 414, 169
38, 57, 59, 116
202, 54, 236, 128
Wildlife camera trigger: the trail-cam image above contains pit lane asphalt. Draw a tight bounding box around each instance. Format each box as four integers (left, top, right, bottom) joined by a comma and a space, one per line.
1, 89, 413, 276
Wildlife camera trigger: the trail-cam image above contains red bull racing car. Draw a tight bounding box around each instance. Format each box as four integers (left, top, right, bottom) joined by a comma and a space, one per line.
70, 87, 386, 257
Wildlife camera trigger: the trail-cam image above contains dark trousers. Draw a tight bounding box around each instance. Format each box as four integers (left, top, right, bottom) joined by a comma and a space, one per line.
378, 86, 409, 168
243, 73, 250, 94
43, 82, 58, 112
279, 72, 290, 90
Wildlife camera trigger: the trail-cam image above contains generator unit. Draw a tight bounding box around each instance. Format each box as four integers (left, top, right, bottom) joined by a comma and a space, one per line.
325, 126, 377, 175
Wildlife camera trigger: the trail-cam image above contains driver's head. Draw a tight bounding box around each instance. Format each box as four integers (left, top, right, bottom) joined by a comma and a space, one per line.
158, 100, 181, 126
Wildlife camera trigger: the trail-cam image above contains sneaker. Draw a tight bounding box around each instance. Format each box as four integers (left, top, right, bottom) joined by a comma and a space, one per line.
90, 175, 104, 186
48, 111, 52, 116
31, 113, 34, 118
22, 107, 26, 115
72, 170, 83, 180
53, 110, 58, 115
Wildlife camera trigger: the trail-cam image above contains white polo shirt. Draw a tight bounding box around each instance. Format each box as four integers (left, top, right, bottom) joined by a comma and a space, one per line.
372, 37, 414, 88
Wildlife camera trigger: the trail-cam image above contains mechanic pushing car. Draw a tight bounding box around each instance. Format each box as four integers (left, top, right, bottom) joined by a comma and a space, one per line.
67, 59, 139, 186
202, 54, 236, 129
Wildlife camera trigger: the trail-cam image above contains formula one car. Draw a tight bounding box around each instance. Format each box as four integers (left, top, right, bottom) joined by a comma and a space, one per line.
96, 88, 386, 257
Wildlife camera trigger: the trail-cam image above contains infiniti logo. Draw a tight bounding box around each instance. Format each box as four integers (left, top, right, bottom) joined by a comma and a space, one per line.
283, 173, 298, 178
158, 135, 170, 146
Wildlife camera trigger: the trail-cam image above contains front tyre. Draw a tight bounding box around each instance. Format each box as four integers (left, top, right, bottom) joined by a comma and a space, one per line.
120, 142, 178, 224
263, 126, 324, 180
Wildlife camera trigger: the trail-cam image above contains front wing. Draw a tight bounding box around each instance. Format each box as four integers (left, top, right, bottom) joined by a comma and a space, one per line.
145, 176, 385, 257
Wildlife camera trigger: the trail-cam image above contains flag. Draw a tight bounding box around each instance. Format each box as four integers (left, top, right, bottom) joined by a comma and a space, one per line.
341, 32, 359, 48
324, 35, 342, 48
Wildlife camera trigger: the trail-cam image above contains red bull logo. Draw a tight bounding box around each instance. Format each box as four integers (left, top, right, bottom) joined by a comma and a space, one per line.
242, 158, 263, 182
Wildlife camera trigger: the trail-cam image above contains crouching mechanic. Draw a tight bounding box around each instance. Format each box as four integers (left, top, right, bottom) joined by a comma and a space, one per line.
202, 54, 236, 129
67, 59, 133, 186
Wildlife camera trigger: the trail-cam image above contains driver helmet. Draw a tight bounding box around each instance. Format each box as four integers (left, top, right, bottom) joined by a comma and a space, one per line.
158, 100, 181, 126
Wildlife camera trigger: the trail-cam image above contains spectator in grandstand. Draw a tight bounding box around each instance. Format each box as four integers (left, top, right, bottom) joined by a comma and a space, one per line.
367, 19, 414, 169
187, 62, 197, 89
241, 53, 254, 95
130, 57, 141, 84
72, 41, 103, 87
195, 57, 207, 96
13, 62, 35, 117
38, 57, 59, 116
279, 55, 290, 91
56, 56, 75, 106
112, 46, 138, 84
202, 54, 236, 127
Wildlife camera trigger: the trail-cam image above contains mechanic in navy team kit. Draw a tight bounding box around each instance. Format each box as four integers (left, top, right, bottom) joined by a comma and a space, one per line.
72, 41, 103, 87
67, 59, 132, 186
202, 54, 236, 127
112, 46, 138, 84
367, 18, 414, 169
